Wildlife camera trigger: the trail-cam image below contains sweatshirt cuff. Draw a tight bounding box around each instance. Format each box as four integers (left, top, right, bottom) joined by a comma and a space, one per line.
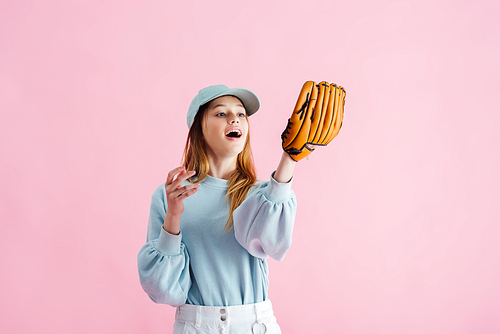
266, 171, 293, 203
156, 228, 183, 255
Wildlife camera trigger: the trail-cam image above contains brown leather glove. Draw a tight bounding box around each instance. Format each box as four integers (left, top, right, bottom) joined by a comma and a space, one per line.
281, 81, 346, 162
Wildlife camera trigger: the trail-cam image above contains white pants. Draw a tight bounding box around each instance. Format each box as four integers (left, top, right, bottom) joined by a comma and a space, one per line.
173, 300, 282, 334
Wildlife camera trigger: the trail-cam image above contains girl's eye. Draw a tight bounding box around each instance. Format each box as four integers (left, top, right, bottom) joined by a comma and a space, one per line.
238, 113, 246, 117
216, 113, 225, 117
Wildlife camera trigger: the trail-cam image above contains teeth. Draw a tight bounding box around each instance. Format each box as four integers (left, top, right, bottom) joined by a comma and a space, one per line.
225, 129, 242, 137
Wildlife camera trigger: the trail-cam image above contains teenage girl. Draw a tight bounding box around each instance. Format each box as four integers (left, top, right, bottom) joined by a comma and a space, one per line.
138, 84, 312, 334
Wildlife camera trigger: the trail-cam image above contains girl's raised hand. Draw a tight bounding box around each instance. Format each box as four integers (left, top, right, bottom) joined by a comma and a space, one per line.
163, 166, 200, 234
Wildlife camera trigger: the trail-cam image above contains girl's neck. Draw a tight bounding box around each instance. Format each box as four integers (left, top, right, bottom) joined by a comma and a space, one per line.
206, 155, 237, 180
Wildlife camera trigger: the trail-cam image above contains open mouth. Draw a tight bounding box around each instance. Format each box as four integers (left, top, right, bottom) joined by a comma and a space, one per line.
225, 129, 242, 138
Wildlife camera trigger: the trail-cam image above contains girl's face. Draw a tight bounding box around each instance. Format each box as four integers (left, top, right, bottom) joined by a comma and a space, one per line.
202, 95, 249, 161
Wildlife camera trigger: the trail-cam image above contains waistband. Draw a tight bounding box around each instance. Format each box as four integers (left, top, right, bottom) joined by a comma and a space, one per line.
175, 300, 274, 325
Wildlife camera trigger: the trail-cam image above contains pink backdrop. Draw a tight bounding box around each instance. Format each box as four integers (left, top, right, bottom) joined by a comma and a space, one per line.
1, 0, 499, 333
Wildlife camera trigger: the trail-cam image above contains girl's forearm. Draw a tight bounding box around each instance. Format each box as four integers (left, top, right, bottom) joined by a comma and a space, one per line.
273, 152, 296, 183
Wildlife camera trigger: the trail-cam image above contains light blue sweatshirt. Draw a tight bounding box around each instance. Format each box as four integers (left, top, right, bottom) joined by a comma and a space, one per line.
137, 173, 297, 307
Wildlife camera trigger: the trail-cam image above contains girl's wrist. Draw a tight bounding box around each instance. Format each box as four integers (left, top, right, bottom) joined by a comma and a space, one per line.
163, 211, 181, 235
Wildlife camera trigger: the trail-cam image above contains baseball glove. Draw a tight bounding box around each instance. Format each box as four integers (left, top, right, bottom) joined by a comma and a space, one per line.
281, 81, 346, 162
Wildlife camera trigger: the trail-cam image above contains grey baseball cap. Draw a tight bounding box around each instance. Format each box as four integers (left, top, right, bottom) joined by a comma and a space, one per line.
187, 84, 260, 128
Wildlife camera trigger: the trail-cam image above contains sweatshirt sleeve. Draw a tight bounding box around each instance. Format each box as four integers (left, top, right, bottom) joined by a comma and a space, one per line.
137, 186, 192, 307
233, 172, 297, 261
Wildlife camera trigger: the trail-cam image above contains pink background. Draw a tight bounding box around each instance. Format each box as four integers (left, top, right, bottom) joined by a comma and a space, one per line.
1, 0, 499, 333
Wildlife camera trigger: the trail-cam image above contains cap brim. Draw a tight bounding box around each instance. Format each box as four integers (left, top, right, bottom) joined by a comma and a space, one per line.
203, 88, 260, 117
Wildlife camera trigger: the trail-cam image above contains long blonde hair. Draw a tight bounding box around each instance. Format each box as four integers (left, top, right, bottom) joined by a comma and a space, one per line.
182, 101, 257, 232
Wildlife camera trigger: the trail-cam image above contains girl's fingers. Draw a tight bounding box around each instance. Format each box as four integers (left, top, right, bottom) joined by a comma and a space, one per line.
176, 170, 196, 185
167, 171, 196, 193
166, 166, 185, 185
165, 167, 197, 192
169, 183, 200, 198
179, 185, 199, 198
